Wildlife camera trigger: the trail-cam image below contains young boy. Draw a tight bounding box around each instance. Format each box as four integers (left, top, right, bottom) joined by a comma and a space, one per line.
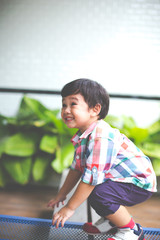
47, 78, 157, 240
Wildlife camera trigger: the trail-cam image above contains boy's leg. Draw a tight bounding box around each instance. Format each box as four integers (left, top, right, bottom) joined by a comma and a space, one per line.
88, 180, 152, 217
83, 180, 152, 236
106, 205, 133, 227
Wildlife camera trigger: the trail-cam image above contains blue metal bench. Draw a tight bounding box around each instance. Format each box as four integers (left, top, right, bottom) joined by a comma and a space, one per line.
0, 215, 160, 240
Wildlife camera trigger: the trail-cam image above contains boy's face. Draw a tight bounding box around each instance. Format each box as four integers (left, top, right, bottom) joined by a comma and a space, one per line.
61, 93, 99, 133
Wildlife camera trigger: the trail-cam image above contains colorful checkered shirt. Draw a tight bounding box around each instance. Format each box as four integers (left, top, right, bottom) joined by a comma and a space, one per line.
71, 120, 157, 192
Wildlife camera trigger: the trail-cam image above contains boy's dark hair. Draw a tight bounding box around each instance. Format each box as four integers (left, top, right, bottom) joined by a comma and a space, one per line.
61, 78, 110, 119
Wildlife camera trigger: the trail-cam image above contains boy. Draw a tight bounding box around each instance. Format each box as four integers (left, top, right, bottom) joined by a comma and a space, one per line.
48, 78, 157, 240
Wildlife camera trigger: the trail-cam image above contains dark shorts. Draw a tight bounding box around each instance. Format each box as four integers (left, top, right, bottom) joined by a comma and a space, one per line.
88, 179, 153, 216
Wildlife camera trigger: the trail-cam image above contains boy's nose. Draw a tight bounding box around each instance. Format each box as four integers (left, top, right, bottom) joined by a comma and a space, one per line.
64, 106, 71, 113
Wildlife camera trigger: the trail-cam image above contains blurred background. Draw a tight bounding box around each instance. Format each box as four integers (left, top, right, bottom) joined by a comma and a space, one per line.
0, 0, 160, 229
0, 0, 160, 126
0, 0, 160, 186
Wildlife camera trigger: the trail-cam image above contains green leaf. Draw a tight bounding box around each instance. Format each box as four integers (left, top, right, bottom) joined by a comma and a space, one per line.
2, 155, 32, 185
32, 153, 51, 181
148, 120, 160, 135
21, 96, 64, 133
152, 159, 160, 176
61, 143, 74, 168
0, 125, 10, 157
0, 165, 7, 187
128, 127, 149, 144
16, 96, 37, 121
32, 154, 51, 182
16, 97, 46, 127
147, 132, 160, 144
0, 114, 17, 125
43, 110, 76, 136
52, 109, 60, 116
22, 96, 49, 120
141, 142, 160, 159
0, 114, 6, 124
44, 111, 66, 133
22, 96, 57, 125
40, 135, 58, 154
32, 120, 46, 127
51, 142, 74, 173
4, 132, 38, 157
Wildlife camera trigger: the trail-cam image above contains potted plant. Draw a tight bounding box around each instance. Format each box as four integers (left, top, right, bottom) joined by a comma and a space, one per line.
0, 96, 76, 187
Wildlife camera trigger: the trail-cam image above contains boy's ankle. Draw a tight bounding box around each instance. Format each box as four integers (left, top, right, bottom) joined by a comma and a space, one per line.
119, 218, 136, 229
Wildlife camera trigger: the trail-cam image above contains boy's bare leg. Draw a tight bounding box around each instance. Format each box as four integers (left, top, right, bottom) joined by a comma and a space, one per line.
106, 205, 132, 227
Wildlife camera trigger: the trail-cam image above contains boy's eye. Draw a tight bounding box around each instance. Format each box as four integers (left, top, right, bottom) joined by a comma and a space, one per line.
71, 102, 77, 106
62, 103, 67, 108
62, 102, 77, 108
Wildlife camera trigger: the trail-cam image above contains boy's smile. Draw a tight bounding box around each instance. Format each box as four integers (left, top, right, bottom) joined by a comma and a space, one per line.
61, 93, 100, 133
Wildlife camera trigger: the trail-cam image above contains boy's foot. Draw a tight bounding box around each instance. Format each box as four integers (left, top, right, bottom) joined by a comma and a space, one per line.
82, 217, 116, 235
107, 223, 145, 240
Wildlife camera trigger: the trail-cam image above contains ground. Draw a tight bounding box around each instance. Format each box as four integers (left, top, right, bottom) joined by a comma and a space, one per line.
0, 184, 160, 228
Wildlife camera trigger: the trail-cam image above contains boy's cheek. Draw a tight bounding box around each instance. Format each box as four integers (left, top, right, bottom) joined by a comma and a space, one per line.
61, 112, 65, 121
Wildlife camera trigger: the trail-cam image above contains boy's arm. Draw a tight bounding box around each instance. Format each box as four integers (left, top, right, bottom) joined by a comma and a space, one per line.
52, 180, 95, 228
47, 168, 82, 208
67, 180, 95, 210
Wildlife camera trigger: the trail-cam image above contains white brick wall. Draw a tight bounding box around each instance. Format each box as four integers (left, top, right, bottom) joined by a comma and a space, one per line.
0, 0, 160, 125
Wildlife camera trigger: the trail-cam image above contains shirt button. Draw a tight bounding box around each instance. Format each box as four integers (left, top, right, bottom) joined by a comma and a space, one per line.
92, 168, 97, 173
76, 155, 80, 159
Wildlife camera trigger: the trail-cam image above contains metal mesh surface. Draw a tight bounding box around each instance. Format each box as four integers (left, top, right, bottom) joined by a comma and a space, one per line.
0, 215, 160, 240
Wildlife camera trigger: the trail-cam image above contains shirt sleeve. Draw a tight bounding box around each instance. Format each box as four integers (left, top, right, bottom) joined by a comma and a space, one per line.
81, 136, 119, 185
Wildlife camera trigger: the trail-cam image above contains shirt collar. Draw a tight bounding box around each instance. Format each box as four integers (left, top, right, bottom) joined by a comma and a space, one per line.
71, 121, 99, 146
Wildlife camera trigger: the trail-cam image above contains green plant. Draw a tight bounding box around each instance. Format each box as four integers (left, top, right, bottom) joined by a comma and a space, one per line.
0, 96, 160, 188
0, 96, 76, 187
105, 115, 160, 176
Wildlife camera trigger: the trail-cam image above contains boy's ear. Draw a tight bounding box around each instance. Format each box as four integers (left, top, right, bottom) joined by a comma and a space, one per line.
92, 103, 101, 117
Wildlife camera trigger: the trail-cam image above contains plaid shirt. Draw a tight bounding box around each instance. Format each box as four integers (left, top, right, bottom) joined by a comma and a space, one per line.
71, 120, 157, 192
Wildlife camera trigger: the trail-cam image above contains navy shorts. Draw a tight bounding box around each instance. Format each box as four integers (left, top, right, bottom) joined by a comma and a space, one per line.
88, 180, 153, 216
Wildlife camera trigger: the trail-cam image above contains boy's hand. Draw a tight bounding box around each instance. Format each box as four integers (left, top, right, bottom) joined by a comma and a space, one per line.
52, 206, 75, 228
47, 195, 66, 208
